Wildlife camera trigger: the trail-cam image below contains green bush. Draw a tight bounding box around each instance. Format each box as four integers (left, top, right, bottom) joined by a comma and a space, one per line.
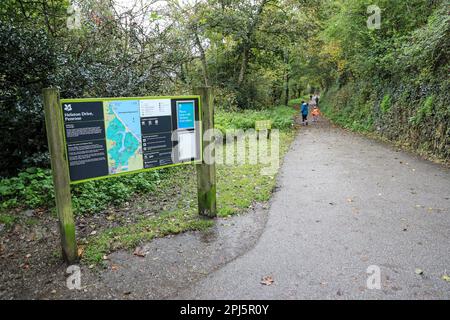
409, 95, 434, 126
380, 94, 392, 114
318, 2, 449, 162
215, 105, 296, 134
0, 168, 54, 209
1, 106, 297, 214
0, 167, 164, 214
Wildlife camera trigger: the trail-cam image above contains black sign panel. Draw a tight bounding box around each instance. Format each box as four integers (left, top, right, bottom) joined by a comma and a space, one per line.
67, 141, 108, 181
62, 101, 109, 181
60, 97, 201, 183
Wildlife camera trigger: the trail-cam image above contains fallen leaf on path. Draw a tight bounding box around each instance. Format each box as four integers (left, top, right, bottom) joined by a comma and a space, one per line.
111, 264, 119, 271
133, 246, 146, 257
77, 246, 85, 258
261, 275, 274, 286
415, 268, 424, 275
441, 274, 450, 282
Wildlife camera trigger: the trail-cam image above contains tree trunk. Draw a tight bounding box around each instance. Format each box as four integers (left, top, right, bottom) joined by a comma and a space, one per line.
237, 0, 269, 86
238, 47, 249, 86
194, 30, 209, 86
284, 51, 290, 106
284, 71, 290, 106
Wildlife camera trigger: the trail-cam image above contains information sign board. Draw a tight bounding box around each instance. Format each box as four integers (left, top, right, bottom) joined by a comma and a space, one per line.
60, 96, 202, 183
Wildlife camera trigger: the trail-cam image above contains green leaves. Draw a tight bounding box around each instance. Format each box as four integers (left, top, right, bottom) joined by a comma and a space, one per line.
380, 94, 392, 114
0, 168, 162, 214
215, 105, 296, 133
409, 95, 435, 126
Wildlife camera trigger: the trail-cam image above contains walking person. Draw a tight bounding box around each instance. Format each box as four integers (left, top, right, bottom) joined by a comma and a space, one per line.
312, 105, 321, 123
309, 95, 316, 107
314, 94, 320, 107
301, 100, 309, 126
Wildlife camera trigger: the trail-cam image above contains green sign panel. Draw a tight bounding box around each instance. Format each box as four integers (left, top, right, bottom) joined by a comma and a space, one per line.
60, 96, 202, 184
255, 120, 272, 131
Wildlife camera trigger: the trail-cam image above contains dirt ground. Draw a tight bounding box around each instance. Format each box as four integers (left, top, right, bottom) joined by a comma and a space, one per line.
0, 201, 269, 299
1, 118, 449, 299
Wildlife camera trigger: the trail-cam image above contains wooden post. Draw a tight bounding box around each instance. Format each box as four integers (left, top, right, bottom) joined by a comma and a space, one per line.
195, 87, 217, 217
43, 88, 78, 264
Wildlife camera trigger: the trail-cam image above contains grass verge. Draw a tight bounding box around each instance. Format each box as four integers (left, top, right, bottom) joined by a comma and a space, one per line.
82, 130, 296, 265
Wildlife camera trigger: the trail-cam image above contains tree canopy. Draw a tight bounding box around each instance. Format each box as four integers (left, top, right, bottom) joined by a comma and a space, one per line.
1, 0, 448, 175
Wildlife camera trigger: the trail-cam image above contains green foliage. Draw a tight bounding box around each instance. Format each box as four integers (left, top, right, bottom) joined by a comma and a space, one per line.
0, 168, 54, 209
0, 0, 202, 176
215, 105, 296, 133
0, 167, 163, 214
320, 83, 374, 132
315, 0, 449, 162
82, 129, 296, 265
409, 95, 435, 126
70, 171, 162, 213
0, 22, 55, 176
380, 94, 392, 114
2, 0, 448, 175
0, 213, 17, 228
1, 106, 296, 214
83, 210, 214, 265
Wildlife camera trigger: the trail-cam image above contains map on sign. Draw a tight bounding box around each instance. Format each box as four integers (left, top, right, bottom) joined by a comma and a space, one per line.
104, 100, 143, 174
61, 96, 201, 183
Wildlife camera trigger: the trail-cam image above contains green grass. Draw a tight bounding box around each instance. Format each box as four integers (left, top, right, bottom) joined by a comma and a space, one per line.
409, 95, 434, 126
82, 210, 214, 264
288, 95, 311, 107
82, 130, 296, 265
0, 167, 165, 214
1, 106, 297, 215
380, 94, 392, 114
320, 88, 374, 133
215, 105, 296, 134
0, 106, 297, 265
0, 213, 17, 229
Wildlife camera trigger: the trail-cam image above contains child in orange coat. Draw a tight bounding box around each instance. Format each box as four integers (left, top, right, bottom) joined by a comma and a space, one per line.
312, 106, 321, 122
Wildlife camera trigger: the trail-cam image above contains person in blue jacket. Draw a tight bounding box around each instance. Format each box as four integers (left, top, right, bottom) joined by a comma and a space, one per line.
301, 100, 309, 126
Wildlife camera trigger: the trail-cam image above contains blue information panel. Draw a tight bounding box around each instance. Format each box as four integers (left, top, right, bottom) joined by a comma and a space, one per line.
177, 101, 195, 129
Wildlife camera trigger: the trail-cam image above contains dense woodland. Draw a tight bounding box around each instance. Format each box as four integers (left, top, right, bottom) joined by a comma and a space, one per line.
0, 0, 449, 178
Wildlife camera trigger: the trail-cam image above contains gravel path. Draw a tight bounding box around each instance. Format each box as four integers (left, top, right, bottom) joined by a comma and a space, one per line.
174, 120, 450, 299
